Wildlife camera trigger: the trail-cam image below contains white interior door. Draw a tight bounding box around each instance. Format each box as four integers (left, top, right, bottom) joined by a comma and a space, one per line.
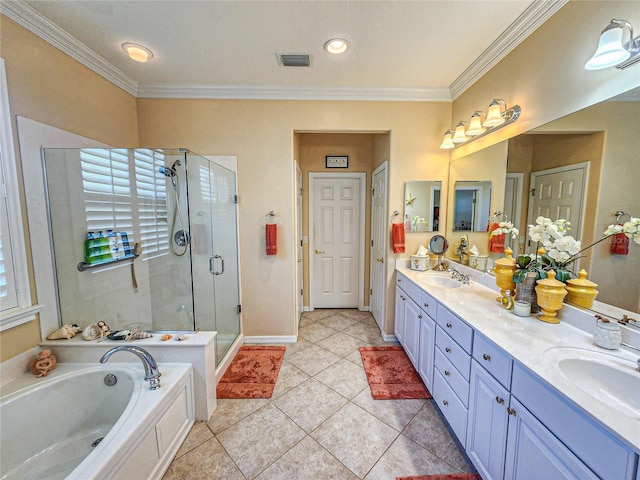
295, 162, 303, 324
527, 163, 588, 247
504, 173, 524, 254
310, 174, 364, 309
370, 163, 387, 330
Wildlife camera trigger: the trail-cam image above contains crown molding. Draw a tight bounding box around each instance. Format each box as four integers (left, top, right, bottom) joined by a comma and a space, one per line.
449, 0, 568, 100
136, 84, 451, 102
1, 1, 138, 96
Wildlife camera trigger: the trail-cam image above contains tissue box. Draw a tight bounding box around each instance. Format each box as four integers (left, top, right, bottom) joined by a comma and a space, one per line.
410, 255, 429, 271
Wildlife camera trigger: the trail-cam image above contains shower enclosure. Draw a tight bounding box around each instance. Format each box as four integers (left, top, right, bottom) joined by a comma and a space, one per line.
42, 148, 240, 365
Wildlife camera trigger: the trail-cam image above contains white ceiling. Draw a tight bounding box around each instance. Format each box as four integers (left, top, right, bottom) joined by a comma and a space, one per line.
10, 1, 565, 100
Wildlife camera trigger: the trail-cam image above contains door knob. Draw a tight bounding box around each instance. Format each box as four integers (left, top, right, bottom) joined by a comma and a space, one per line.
315, 249, 325, 254
297, 259, 302, 263
376, 258, 384, 263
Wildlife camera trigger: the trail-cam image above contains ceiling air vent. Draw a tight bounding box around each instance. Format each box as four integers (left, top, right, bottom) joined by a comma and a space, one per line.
277, 53, 311, 67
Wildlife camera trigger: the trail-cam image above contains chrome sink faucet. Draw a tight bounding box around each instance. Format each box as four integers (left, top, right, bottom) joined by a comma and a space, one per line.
448, 267, 471, 285
100, 345, 161, 390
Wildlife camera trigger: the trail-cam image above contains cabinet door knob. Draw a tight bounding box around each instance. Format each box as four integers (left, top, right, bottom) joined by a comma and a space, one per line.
445, 347, 451, 353
442, 400, 449, 407
482, 353, 491, 361
507, 407, 517, 417
444, 370, 450, 376
418, 314, 422, 319
495, 396, 505, 405
446, 322, 452, 329
423, 302, 429, 308
398, 278, 402, 282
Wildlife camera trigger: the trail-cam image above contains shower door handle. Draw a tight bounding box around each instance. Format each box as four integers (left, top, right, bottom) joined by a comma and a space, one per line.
209, 255, 225, 275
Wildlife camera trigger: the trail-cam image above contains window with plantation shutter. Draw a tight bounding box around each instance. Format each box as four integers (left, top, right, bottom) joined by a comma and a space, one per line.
0, 57, 41, 330
134, 149, 169, 256
81, 148, 134, 235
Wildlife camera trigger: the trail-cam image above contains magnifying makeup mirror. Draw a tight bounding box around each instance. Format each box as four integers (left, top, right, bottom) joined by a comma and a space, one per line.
429, 235, 450, 271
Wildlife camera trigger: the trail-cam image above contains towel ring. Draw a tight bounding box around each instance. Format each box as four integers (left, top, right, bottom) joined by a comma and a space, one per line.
615, 211, 631, 224
264, 211, 279, 225
390, 211, 403, 224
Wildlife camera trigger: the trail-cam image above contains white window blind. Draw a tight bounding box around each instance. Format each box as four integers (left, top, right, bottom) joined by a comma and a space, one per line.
81, 148, 134, 234
0, 160, 18, 309
135, 149, 169, 256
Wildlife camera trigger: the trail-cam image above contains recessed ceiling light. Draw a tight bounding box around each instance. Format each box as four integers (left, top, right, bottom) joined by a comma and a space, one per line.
121, 42, 154, 62
324, 38, 350, 55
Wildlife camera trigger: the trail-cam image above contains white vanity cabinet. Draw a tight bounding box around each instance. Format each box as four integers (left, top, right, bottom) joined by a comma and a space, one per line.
396, 272, 437, 387
394, 268, 638, 480
467, 333, 635, 480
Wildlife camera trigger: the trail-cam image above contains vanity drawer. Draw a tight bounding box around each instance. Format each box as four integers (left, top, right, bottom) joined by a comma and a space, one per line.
472, 333, 513, 389
512, 363, 636, 480
434, 346, 469, 406
420, 290, 438, 319
436, 304, 473, 353
436, 326, 471, 380
433, 368, 468, 446
396, 272, 421, 302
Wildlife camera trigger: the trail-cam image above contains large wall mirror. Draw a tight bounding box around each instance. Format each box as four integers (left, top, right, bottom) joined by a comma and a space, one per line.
404, 180, 441, 232
446, 87, 639, 316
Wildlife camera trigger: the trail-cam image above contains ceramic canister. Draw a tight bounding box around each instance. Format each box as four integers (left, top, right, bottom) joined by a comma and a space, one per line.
594, 319, 621, 350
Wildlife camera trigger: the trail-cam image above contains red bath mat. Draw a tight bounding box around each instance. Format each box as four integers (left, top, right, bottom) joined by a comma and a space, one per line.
359, 346, 431, 400
396, 474, 482, 480
216, 346, 286, 399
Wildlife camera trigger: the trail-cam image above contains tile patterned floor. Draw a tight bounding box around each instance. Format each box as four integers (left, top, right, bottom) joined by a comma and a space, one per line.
163, 309, 474, 480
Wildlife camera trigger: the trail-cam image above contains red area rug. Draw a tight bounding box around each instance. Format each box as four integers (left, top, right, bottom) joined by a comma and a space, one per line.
397, 474, 482, 480
359, 346, 431, 400
216, 346, 286, 399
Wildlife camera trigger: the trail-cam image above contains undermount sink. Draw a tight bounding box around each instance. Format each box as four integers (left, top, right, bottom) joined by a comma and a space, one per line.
418, 274, 462, 289
544, 347, 640, 418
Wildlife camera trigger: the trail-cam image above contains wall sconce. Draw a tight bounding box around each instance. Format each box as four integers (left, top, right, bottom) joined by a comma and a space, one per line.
440, 99, 521, 149
585, 19, 640, 70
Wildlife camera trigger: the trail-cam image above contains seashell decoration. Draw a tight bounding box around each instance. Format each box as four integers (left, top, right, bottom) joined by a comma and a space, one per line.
106, 326, 152, 341
161, 334, 173, 341
82, 324, 104, 342
47, 324, 80, 340
29, 349, 57, 377
129, 326, 153, 340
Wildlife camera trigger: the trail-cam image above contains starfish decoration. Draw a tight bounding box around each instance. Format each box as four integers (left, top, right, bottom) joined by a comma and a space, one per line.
405, 194, 416, 206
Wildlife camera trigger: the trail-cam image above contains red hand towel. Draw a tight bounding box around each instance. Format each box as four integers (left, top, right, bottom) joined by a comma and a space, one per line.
610, 227, 629, 255
266, 223, 277, 256
392, 223, 405, 254
489, 222, 505, 253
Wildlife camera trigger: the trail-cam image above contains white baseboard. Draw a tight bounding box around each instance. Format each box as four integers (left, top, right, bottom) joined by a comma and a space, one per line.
303, 306, 312, 312
381, 333, 398, 342
243, 335, 298, 344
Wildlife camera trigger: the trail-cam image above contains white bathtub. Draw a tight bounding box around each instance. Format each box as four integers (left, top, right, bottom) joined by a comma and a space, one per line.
0, 362, 194, 480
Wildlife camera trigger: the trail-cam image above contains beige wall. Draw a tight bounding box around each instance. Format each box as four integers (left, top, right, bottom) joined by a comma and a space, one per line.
0, 16, 139, 362
451, 1, 640, 160
137, 99, 451, 337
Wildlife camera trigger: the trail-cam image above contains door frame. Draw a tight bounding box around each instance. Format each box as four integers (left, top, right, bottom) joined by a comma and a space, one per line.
308, 172, 366, 311
294, 161, 303, 326
369, 162, 388, 330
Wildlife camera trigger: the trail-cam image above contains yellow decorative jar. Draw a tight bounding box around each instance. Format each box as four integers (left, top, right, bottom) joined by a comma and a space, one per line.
565, 269, 598, 309
535, 270, 568, 324
494, 247, 516, 301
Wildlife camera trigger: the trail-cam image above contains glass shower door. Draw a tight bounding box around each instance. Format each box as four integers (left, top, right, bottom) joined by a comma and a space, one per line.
188, 153, 241, 365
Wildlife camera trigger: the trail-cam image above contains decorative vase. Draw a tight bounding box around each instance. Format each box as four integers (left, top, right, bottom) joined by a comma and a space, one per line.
494, 247, 516, 301
565, 269, 598, 309
516, 272, 540, 313
535, 270, 568, 324
593, 317, 621, 349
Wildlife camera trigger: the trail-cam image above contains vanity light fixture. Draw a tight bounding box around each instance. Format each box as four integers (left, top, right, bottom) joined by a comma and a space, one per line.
466, 111, 486, 136
439, 130, 455, 149
324, 38, 350, 54
452, 121, 469, 144
585, 19, 640, 70
121, 42, 154, 63
439, 98, 521, 149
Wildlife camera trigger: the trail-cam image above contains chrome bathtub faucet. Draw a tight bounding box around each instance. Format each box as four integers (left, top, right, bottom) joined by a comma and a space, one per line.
100, 345, 161, 390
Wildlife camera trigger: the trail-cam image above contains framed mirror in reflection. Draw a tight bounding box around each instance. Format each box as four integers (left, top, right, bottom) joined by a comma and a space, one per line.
453, 181, 492, 231
446, 87, 640, 317
403, 180, 441, 232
